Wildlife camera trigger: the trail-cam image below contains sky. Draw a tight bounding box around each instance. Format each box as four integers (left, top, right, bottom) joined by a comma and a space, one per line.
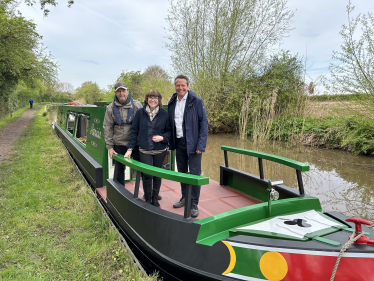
19, 0, 372, 92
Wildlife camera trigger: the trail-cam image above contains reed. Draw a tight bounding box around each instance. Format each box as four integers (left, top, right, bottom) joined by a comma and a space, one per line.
239, 92, 253, 140
252, 90, 277, 145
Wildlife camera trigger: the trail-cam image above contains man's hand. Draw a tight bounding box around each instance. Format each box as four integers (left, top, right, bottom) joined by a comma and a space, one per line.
196, 150, 202, 154
108, 148, 118, 159
152, 135, 164, 143
124, 150, 132, 158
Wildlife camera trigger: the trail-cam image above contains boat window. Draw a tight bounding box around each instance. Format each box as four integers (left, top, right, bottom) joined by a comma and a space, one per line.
67, 113, 75, 134
75, 114, 89, 145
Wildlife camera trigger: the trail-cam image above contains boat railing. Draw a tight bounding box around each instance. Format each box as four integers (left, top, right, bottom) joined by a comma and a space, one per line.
221, 145, 310, 196
113, 154, 209, 219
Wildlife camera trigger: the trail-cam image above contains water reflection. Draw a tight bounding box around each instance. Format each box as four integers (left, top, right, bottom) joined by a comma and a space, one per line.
203, 134, 374, 225
47, 104, 58, 124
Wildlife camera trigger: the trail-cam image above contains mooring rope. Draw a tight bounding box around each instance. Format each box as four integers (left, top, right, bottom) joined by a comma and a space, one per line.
330, 231, 365, 281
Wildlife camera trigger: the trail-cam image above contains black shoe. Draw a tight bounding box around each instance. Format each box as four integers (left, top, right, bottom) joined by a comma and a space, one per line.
143, 193, 162, 200
144, 193, 152, 204
151, 196, 160, 208
173, 198, 185, 208
191, 204, 199, 218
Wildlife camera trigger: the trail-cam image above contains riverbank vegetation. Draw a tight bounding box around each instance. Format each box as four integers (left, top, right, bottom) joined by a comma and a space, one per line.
162, 0, 374, 156
73, 65, 175, 105
0, 0, 72, 120
0, 105, 156, 280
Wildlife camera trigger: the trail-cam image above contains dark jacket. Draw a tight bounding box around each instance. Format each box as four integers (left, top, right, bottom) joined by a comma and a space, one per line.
127, 105, 171, 151
168, 90, 208, 155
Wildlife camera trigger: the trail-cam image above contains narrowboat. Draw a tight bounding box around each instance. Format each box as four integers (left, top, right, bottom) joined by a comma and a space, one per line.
54, 102, 374, 281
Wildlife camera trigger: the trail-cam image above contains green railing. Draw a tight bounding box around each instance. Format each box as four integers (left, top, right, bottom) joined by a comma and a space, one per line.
113, 154, 209, 218
221, 145, 310, 196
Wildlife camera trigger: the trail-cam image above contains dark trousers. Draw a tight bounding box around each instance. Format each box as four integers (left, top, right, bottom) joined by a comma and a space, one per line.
30, 104, 33, 109
113, 145, 140, 185
139, 150, 167, 194
176, 138, 202, 205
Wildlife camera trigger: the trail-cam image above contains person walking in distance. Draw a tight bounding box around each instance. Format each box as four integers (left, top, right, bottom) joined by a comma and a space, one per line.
168, 75, 208, 218
29, 98, 34, 109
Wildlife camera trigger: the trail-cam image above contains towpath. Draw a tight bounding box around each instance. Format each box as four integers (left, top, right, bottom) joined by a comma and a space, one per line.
0, 105, 42, 164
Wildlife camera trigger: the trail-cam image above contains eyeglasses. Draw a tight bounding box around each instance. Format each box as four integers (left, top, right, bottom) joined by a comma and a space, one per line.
148, 96, 158, 100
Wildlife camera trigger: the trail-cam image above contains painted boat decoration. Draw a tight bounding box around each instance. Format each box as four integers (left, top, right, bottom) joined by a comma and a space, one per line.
54, 102, 374, 281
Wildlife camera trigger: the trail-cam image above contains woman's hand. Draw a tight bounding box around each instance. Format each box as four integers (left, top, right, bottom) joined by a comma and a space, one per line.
124, 150, 132, 158
152, 135, 164, 142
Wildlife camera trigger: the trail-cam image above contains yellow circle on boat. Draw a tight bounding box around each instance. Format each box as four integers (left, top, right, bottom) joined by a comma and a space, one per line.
259, 251, 288, 281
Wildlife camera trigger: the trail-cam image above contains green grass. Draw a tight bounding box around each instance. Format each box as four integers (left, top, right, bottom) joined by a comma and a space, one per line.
0, 106, 31, 131
0, 106, 156, 280
262, 116, 374, 155
309, 93, 373, 102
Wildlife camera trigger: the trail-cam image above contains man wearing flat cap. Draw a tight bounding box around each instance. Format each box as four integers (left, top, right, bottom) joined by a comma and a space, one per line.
103, 82, 142, 185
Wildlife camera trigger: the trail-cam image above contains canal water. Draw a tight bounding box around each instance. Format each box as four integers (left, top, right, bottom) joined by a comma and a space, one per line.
49, 105, 374, 225
203, 134, 374, 226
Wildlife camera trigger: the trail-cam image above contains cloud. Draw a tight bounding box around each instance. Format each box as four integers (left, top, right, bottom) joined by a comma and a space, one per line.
81, 60, 100, 65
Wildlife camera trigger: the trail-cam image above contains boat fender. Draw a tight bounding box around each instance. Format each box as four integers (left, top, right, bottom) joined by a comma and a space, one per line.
112, 98, 134, 128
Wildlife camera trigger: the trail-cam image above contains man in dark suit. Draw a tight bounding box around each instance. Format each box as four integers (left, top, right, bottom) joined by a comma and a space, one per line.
168, 75, 208, 217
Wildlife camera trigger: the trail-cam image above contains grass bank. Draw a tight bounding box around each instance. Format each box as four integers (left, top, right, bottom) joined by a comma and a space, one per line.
260, 116, 374, 156
0, 106, 156, 280
0, 106, 30, 131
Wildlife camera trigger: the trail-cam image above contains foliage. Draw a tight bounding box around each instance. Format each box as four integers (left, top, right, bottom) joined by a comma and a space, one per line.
0, 4, 58, 94
166, 0, 293, 80
246, 50, 306, 114
2, 0, 74, 16
0, 106, 156, 280
310, 93, 372, 102
141, 65, 174, 104
74, 81, 103, 104
165, 0, 295, 133
327, 0, 374, 118
104, 66, 175, 104
0, 1, 62, 118
259, 115, 374, 156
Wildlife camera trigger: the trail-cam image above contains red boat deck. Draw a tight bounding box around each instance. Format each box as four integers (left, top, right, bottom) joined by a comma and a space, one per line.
97, 179, 261, 219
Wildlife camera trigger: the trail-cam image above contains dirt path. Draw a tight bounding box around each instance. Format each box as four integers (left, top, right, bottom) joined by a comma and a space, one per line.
0, 105, 42, 163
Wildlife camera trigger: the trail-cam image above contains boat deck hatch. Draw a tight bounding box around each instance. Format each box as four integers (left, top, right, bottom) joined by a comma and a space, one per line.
229, 210, 345, 244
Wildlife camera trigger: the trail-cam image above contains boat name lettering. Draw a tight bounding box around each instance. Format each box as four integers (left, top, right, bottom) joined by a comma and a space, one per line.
90, 124, 101, 139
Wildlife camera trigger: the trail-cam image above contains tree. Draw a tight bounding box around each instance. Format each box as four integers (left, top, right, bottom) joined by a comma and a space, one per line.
165, 0, 294, 131
247, 50, 305, 113
74, 81, 102, 104
3, 0, 74, 16
166, 0, 293, 81
328, 1, 374, 117
0, 5, 58, 93
141, 65, 174, 103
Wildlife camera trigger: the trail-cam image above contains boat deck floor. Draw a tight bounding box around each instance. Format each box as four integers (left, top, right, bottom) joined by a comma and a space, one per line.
97, 178, 261, 219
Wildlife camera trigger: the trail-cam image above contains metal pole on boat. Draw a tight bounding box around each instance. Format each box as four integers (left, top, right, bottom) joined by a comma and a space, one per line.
296, 170, 305, 196
134, 170, 141, 199
184, 184, 192, 219
258, 158, 264, 179
224, 151, 229, 167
